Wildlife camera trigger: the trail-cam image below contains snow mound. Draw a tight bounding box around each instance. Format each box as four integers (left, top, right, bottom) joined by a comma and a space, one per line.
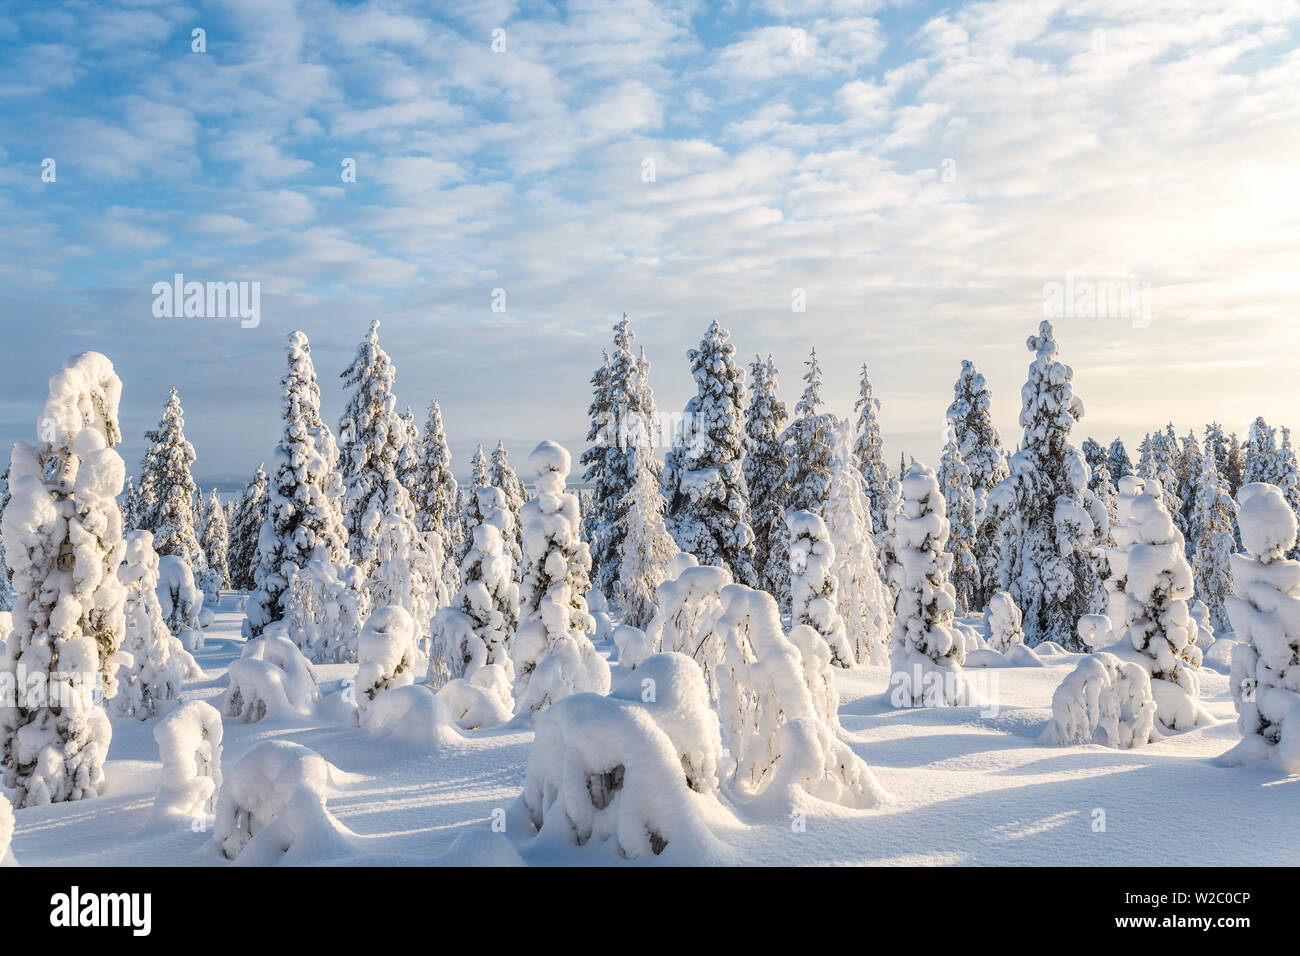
984, 591, 1025, 653
612, 624, 656, 670
221, 627, 321, 723
152, 700, 223, 817
1076, 613, 1113, 649
1040, 652, 1159, 749
611, 652, 723, 793
157, 554, 202, 637
436, 664, 514, 730
518, 689, 728, 862
213, 740, 353, 865
363, 684, 462, 750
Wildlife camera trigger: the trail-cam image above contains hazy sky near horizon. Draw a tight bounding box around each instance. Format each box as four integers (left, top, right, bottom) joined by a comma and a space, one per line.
1, 0, 1298, 486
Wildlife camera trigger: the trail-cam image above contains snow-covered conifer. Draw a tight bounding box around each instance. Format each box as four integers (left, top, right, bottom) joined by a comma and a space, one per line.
787, 510, 854, 668
1107, 437, 1132, 483
2, 352, 125, 806
983, 591, 1025, 652
431, 485, 520, 687
987, 322, 1107, 650
227, 464, 267, 592
661, 321, 757, 585
889, 463, 977, 706
1223, 430, 1246, 496
743, 355, 789, 600
582, 316, 661, 602
938, 434, 978, 613
852, 364, 893, 537
1224, 483, 1300, 771
616, 443, 677, 630
512, 441, 609, 715
247, 331, 349, 638
1244, 417, 1280, 485
823, 424, 891, 666
412, 400, 460, 601
197, 488, 229, 604
1115, 479, 1208, 732
1192, 448, 1236, 632
714, 585, 886, 807
114, 530, 196, 719
1040, 652, 1157, 749
946, 360, 1009, 517
489, 441, 526, 570
138, 389, 205, 575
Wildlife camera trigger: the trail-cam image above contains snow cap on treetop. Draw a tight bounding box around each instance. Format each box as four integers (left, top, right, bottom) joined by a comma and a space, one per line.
528, 440, 571, 478
40, 350, 123, 451
1237, 482, 1297, 560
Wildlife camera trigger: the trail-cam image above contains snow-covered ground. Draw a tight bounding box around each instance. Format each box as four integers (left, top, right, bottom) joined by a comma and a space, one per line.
9, 595, 1297, 867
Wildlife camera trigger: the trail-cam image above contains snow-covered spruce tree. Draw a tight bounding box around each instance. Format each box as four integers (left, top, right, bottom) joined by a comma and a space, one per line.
113, 530, 195, 720
1276, 428, 1300, 560
1244, 417, 1280, 485
455, 444, 492, 565
0, 469, 11, 612
787, 510, 854, 668
412, 400, 460, 602
139, 389, 205, 576
1091, 455, 1119, 546
987, 322, 1107, 650
616, 443, 677, 630
1139, 426, 1185, 539
823, 424, 891, 666
1224, 483, 1300, 771
581, 315, 661, 603
661, 321, 757, 586
338, 319, 405, 583
512, 441, 610, 716
852, 365, 893, 535
1223, 430, 1246, 497
1, 352, 126, 807
743, 355, 790, 600
946, 360, 1009, 517
938, 434, 979, 613
1082, 438, 1109, 494
889, 463, 977, 706
367, 477, 438, 646
1107, 437, 1133, 483
197, 488, 230, 604
227, 464, 267, 592
772, 349, 837, 610
1192, 447, 1236, 633
1176, 430, 1203, 551
119, 475, 138, 530
430, 485, 520, 686
489, 441, 526, 570
247, 331, 349, 638
396, 406, 419, 491
1116, 478, 1209, 729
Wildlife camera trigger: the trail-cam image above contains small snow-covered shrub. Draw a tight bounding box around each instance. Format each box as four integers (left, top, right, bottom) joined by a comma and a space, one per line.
153, 700, 223, 816
787, 510, 855, 669
645, 563, 732, 694
519, 682, 725, 861
983, 591, 1025, 653
1224, 482, 1300, 771
157, 554, 203, 639
221, 627, 321, 723
1039, 652, 1158, 749
714, 584, 885, 808
355, 607, 417, 726
364, 684, 461, 749
1076, 614, 1112, 650
213, 740, 350, 864
0, 792, 14, 865
436, 664, 514, 730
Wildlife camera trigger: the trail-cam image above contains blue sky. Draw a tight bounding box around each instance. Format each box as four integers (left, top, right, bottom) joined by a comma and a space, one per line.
1, 0, 1298, 487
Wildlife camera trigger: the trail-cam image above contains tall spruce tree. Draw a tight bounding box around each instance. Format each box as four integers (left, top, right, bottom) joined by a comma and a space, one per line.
743, 355, 789, 600
661, 321, 757, 585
